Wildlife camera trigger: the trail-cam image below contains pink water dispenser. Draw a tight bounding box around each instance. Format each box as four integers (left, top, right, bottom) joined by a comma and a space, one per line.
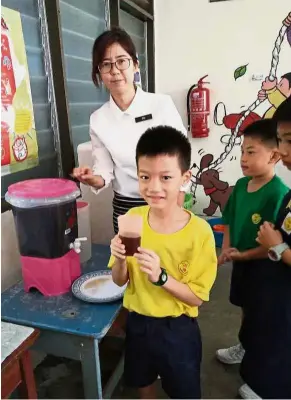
5, 178, 85, 296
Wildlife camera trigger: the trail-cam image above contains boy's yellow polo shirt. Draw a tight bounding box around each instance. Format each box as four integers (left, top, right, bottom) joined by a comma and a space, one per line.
108, 206, 217, 318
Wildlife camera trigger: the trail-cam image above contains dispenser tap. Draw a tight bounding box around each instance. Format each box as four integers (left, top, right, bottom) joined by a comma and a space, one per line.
69, 237, 87, 254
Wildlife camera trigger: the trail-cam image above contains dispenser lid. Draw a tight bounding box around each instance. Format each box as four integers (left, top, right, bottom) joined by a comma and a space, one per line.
5, 178, 80, 208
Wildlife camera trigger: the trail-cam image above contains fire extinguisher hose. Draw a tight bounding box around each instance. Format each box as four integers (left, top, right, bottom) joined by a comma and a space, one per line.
186, 84, 197, 130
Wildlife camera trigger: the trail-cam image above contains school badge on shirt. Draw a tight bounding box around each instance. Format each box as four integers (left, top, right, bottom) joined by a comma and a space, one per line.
178, 261, 190, 276
252, 213, 262, 224
282, 212, 291, 235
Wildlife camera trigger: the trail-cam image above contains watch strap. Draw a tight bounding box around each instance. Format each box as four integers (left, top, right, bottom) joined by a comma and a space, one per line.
268, 242, 289, 261
272, 242, 289, 254
152, 268, 168, 286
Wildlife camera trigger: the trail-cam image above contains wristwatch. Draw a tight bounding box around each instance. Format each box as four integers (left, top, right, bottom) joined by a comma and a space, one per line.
152, 268, 168, 286
268, 243, 289, 262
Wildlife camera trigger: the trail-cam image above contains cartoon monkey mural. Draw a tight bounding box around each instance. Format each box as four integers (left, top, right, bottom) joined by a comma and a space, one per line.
190, 12, 291, 216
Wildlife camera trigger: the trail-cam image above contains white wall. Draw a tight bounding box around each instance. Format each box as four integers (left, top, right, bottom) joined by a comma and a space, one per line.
155, 0, 291, 216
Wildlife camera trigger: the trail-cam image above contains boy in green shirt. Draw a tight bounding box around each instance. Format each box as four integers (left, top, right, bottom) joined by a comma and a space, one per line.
215, 119, 289, 393
239, 97, 291, 399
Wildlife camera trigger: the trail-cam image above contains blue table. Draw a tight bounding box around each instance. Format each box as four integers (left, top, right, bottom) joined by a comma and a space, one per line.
1, 244, 124, 399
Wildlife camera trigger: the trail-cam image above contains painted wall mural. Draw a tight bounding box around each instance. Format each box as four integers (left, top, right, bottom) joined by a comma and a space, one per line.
190, 12, 291, 216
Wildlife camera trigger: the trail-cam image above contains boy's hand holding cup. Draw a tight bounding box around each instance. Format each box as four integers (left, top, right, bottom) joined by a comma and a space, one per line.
117, 215, 143, 256
111, 215, 162, 282
110, 214, 143, 261
110, 235, 126, 261
134, 248, 162, 283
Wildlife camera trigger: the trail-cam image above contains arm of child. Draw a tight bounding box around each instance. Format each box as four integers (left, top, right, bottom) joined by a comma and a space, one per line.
135, 248, 203, 306
135, 227, 217, 307
257, 220, 291, 266
218, 225, 236, 265
162, 276, 204, 307
232, 246, 268, 261
232, 186, 289, 262
282, 249, 291, 265
218, 189, 238, 265
109, 235, 129, 286
161, 225, 217, 306
111, 259, 129, 286
222, 225, 230, 249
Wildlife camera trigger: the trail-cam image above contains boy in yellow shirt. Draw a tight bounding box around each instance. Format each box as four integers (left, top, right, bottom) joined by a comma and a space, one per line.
109, 126, 217, 399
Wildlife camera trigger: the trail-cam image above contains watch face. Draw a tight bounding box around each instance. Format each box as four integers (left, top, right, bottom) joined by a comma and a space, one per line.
161, 273, 167, 282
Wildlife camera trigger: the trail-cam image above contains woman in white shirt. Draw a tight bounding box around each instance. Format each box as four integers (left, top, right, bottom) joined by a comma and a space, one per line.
73, 28, 188, 233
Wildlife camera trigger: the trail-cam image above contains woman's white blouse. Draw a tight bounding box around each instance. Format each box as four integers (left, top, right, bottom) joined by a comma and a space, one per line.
90, 87, 188, 198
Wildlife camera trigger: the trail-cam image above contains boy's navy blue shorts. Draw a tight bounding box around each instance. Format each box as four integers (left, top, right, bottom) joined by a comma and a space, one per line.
124, 311, 202, 399
239, 259, 291, 398
229, 261, 248, 307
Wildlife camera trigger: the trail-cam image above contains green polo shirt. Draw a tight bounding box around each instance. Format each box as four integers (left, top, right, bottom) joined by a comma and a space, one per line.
223, 176, 289, 251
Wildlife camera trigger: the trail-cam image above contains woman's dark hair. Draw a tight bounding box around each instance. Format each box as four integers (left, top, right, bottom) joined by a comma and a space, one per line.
92, 27, 138, 87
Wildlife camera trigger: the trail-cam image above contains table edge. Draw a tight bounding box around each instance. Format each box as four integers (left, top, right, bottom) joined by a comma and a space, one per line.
1, 303, 122, 341
1, 329, 39, 370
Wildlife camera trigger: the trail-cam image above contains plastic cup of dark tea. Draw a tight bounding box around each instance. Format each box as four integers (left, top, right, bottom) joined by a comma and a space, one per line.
118, 215, 143, 256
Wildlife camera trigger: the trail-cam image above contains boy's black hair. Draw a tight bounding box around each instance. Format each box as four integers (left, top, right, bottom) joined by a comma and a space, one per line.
136, 126, 191, 173
281, 72, 291, 88
273, 96, 291, 123
242, 119, 278, 147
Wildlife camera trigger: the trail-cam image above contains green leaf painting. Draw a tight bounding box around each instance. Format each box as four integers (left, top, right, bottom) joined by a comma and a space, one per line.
234, 64, 248, 81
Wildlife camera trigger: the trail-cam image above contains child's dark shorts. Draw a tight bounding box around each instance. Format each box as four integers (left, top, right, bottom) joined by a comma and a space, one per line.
229, 261, 249, 307
239, 259, 291, 398
124, 311, 202, 399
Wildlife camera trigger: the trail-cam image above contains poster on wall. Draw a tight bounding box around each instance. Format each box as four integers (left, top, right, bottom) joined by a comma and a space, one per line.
1, 6, 38, 176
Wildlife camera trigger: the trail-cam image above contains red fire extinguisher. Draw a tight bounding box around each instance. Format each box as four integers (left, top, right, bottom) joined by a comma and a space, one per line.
187, 75, 210, 138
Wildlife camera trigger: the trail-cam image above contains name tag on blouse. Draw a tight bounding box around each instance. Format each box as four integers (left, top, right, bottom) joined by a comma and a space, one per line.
135, 114, 153, 123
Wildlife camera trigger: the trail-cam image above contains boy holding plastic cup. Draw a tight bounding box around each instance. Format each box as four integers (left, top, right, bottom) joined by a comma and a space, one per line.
117, 214, 143, 256
109, 126, 217, 399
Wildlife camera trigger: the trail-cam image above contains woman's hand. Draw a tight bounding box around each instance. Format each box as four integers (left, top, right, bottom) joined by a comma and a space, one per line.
134, 248, 162, 283
256, 221, 283, 249
72, 166, 104, 188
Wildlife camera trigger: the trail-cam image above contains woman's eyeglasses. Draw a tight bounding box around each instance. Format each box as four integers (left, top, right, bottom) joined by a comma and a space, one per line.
98, 58, 131, 74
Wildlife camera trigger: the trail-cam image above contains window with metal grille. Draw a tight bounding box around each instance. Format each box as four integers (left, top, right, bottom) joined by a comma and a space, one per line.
58, 0, 109, 158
